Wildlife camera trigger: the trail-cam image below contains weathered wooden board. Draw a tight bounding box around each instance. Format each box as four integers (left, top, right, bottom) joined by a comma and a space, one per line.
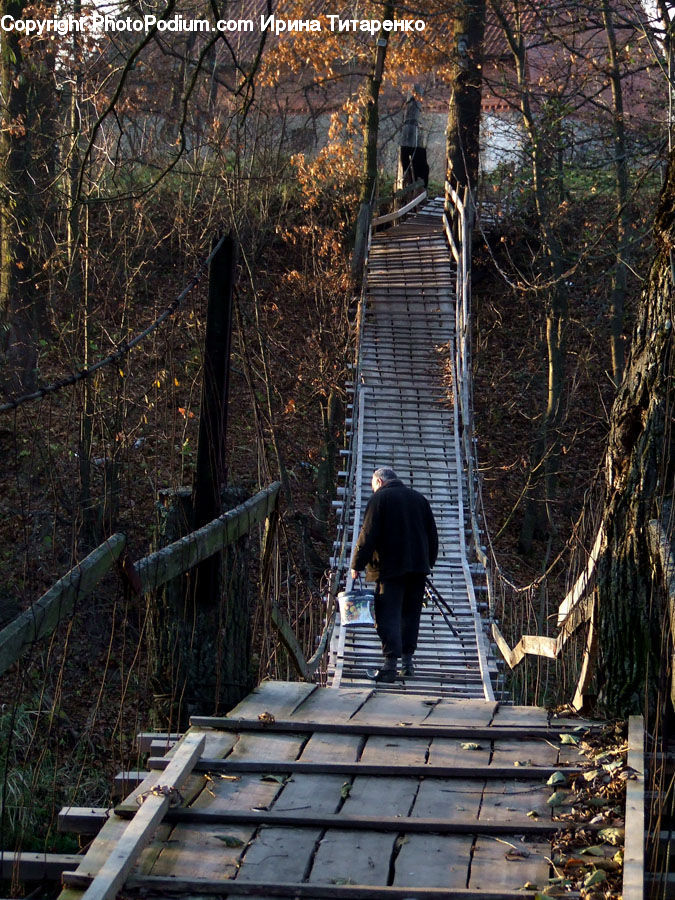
288, 686, 373, 724
491, 739, 559, 767
0, 533, 126, 676
393, 835, 474, 889
478, 780, 551, 824
144, 731, 309, 885
424, 699, 496, 727
469, 837, 551, 893
225, 681, 317, 720
80, 733, 205, 900
350, 691, 440, 725
233, 729, 364, 889
308, 730, 427, 887
427, 737, 491, 768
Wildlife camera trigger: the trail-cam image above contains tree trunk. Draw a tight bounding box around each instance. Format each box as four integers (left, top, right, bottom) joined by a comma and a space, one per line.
0, 0, 37, 392
351, 0, 394, 279
602, 0, 630, 387
595, 148, 675, 717
446, 0, 486, 191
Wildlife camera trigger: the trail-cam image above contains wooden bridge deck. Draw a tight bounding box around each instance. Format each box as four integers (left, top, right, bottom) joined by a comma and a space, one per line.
59, 681, 604, 900
329, 199, 495, 698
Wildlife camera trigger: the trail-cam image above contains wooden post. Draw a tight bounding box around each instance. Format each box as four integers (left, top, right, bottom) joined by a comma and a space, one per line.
193, 234, 236, 608
193, 234, 235, 530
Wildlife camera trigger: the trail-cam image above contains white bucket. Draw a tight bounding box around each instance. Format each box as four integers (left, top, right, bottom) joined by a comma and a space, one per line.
337, 588, 375, 625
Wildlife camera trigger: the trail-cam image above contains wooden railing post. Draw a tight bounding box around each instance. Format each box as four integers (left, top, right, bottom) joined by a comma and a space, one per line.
192, 233, 236, 623
193, 233, 236, 534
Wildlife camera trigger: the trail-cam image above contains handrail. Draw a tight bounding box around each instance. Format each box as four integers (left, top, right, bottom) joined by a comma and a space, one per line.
0, 484, 281, 678
0, 534, 127, 676
444, 173, 610, 706
557, 526, 604, 625
372, 188, 427, 226
133, 483, 281, 593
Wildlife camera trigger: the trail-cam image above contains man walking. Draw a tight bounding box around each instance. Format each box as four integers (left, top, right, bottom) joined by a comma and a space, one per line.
350, 467, 438, 683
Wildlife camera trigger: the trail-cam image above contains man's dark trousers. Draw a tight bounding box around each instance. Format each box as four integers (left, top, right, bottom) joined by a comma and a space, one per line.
374, 573, 426, 661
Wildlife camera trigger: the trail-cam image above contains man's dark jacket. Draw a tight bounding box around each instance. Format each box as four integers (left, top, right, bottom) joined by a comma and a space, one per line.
351, 479, 438, 582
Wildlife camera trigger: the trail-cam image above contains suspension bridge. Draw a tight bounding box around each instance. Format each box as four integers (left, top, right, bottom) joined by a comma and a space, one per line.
0, 193, 651, 898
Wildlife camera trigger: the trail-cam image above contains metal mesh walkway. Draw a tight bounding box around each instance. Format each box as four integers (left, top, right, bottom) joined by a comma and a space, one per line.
328, 200, 495, 699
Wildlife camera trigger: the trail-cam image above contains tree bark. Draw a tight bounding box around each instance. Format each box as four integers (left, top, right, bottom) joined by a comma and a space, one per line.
595, 148, 675, 717
351, 0, 395, 279
446, 0, 486, 192
0, 0, 37, 391
602, 0, 630, 387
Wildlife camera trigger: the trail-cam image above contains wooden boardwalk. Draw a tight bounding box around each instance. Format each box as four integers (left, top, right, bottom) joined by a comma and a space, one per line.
329, 199, 496, 699
59, 682, 603, 900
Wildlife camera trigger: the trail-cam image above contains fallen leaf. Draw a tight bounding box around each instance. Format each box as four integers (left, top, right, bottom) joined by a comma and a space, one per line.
598, 826, 625, 845
583, 869, 606, 887
460, 742, 482, 751
506, 848, 530, 860
560, 733, 579, 745
547, 771, 567, 787
215, 835, 244, 847
591, 858, 622, 872
547, 790, 569, 807
340, 782, 351, 799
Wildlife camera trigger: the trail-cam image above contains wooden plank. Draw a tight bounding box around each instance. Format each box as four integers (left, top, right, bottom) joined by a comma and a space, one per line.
190, 716, 597, 740
0, 851, 82, 881
372, 190, 428, 226
234, 731, 362, 887
287, 686, 373, 723
61, 873, 555, 898
424, 699, 496, 727
557, 526, 604, 625
623, 715, 645, 900
269, 602, 315, 680
469, 837, 551, 893
393, 746, 474, 890
225, 680, 317, 720
307, 733, 427, 886
348, 691, 446, 726
119, 807, 594, 836
59, 808, 111, 835
135, 483, 281, 593
0, 533, 126, 676
80, 732, 205, 900
136, 732, 181, 753
143, 730, 309, 883
478, 780, 551, 825
427, 737, 491, 768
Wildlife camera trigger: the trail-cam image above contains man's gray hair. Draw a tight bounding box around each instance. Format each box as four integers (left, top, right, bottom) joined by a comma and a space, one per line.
373, 466, 397, 484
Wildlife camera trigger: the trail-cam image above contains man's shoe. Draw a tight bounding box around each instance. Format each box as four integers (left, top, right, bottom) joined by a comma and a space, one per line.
400, 655, 415, 677
366, 667, 397, 683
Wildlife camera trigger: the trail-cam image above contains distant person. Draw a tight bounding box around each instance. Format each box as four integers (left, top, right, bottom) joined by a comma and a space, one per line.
350, 467, 438, 682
